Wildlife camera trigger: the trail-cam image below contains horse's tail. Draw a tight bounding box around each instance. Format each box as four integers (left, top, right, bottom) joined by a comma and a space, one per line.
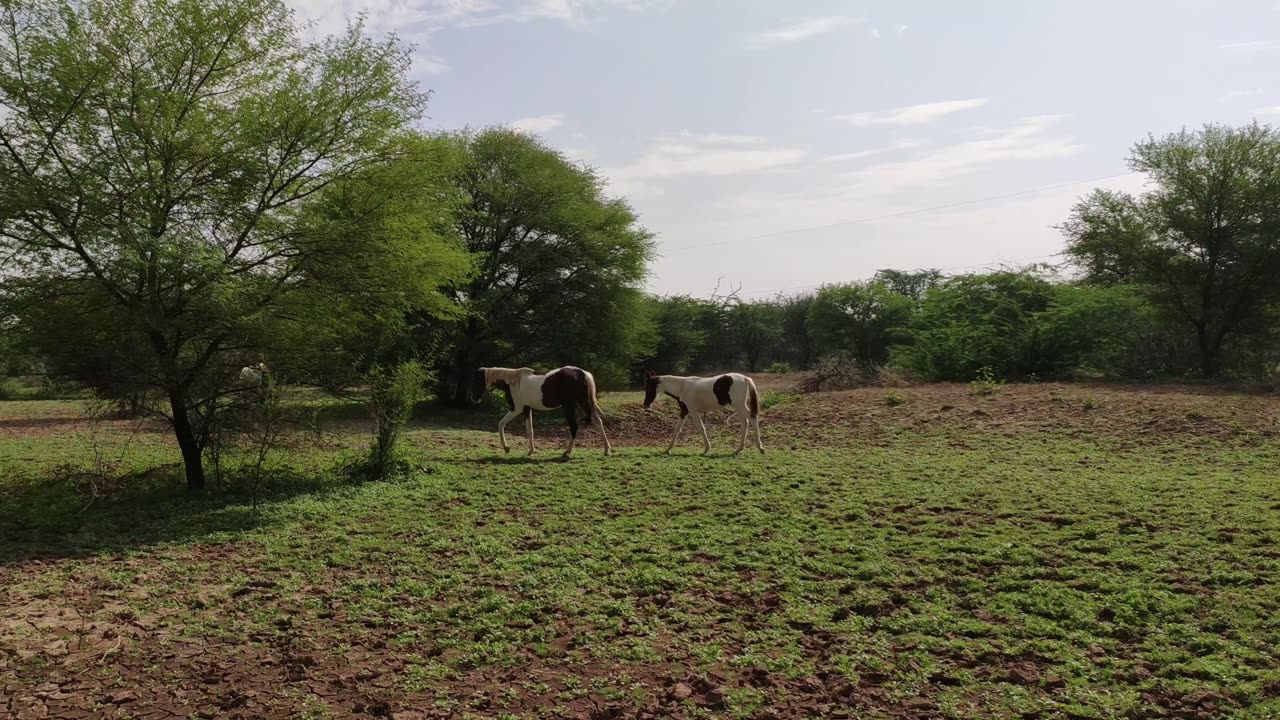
747, 377, 760, 419
583, 369, 603, 424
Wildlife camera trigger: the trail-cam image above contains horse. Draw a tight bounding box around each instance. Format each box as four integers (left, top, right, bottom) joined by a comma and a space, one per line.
239, 362, 267, 386
471, 366, 612, 458
642, 371, 763, 455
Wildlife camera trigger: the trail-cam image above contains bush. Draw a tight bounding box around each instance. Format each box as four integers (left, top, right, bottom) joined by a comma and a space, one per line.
969, 366, 1003, 396
895, 271, 1055, 382
767, 361, 792, 374
358, 361, 428, 481
808, 282, 915, 369
884, 390, 906, 407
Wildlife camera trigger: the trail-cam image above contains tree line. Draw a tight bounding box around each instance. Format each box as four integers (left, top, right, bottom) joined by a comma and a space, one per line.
3, 0, 1280, 491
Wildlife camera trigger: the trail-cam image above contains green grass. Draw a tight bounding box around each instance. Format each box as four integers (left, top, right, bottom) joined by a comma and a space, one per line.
3, 394, 1280, 718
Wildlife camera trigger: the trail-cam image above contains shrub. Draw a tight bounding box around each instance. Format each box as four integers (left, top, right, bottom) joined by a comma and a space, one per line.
767, 361, 793, 374
885, 390, 906, 407
969, 366, 1003, 396
358, 361, 428, 481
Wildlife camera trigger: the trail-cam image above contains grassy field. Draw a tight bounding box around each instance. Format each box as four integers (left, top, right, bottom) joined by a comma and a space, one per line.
3, 381, 1280, 719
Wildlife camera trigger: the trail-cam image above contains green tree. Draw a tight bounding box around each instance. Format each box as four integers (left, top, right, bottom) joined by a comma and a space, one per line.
807, 282, 914, 368
873, 268, 943, 301
778, 294, 815, 369
637, 295, 710, 375
728, 300, 783, 371
0, 0, 430, 489
1062, 123, 1280, 377
1038, 284, 1162, 378
895, 271, 1055, 381
433, 128, 655, 399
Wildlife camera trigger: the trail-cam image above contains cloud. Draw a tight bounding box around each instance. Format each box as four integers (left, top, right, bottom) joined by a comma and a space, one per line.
510, 112, 566, 133
1255, 106, 1280, 116
840, 115, 1081, 193
604, 131, 806, 195
870, 28, 881, 39
744, 15, 859, 49
821, 139, 925, 163
287, 0, 673, 38
1220, 40, 1278, 53
834, 98, 990, 128
1220, 87, 1264, 103
895, 24, 908, 36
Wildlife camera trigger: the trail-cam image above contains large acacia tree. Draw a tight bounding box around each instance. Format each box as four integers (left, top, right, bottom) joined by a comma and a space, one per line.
434, 128, 655, 400
0, 0, 433, 489
1061, 123, 1280, 377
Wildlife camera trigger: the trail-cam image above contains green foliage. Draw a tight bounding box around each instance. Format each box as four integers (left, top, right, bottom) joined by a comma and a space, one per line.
873, 268, 943, 300
759, 391, 802, 411
895, 271, 1056, 381
432, 128, 655, 398
884, 390, 906, 407
0, 0, 430, 489
778, 294, 816, 369
357, 361, 428, 481
766, 361, 792, 374
807, 282, 914, 369
728, 301, 783, 371
639, 295, 713, 375
1062, 123, 1280, 377
1038, 284, 1164, 378
968, 366, 1004, 396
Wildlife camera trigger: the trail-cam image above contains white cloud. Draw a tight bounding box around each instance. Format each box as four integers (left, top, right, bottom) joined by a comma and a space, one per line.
821, 139, 925, 163
1255, 106, 1280, 116
840, 115, 1081, 193
1220, 87, 1264, 103
744, 15, 859, 49
604, 131, 807, 192
1220, 40, 1278, 53
870, 28, 881, 39
287, 0, 673, 38
895, 24, 909, 36
510, 112, 566, 133
834, 98, 990, 128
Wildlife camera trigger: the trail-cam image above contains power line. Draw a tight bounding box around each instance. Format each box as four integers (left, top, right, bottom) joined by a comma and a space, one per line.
660, 171, 1140, 254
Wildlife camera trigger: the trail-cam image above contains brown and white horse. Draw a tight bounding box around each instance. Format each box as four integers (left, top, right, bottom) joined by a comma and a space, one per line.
643, 372, 763, 455
472, 366, 612, 458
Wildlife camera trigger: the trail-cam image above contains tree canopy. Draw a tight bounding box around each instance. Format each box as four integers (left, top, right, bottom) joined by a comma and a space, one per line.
0, 0, 447, 488
432, 128, 656, 399
1062, 123, 1280, 376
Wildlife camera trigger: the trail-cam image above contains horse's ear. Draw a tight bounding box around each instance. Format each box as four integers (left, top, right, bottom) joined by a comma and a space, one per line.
642, 370, 653, 380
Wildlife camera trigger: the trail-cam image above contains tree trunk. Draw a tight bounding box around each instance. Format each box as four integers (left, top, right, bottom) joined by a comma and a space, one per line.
446, 348, 473, 407
168, 388, 206, 491
1197, 326, 1218, 378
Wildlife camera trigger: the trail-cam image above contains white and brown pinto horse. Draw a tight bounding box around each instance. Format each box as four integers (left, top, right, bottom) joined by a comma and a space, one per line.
472, 366, 611, 458
643, 372, 763, 455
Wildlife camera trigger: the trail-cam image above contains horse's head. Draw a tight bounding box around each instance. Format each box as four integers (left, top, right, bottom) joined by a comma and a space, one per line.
469, 368, 490, 404
642, 371, 662, 410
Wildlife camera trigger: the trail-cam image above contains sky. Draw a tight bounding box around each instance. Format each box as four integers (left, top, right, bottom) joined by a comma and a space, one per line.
287, 0, 1280, 297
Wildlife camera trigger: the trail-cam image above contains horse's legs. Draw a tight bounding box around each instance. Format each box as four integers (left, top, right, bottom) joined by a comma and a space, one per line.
525, 408, 535, 456
666, 417, 686, 454
561, 405, 580, 459
497, 409, 522, 453
589, 403, 612, 455
753, 417, 764, 453
692, 412, 712, 456
734, 412, 750, 455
